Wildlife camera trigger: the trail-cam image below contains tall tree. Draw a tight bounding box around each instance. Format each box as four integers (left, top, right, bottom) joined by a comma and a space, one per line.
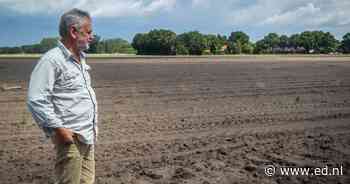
132, 33, 147, 55
265, 33, 280, 53
132, 29, 176, 55
318, 32, 339, 54
227, 31, 250, 54
289, 34, 300, 48
279, 35, 289, 48
340, 33, 350, 53
298, 31, 316, 53
228, 31, 249, 45
254, 33, 280, 54
205, 34, 225, 54
298, 31, 339, 54
176, 31, 207, 55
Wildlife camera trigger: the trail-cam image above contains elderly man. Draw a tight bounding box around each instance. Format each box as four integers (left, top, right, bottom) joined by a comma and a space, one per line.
27, 8, 97, 184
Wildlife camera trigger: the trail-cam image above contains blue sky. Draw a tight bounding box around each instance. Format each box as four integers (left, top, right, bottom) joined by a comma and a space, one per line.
0, 0, 349, 47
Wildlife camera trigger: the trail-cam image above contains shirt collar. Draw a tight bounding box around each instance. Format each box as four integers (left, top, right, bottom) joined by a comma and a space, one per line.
57, 40, 86, 61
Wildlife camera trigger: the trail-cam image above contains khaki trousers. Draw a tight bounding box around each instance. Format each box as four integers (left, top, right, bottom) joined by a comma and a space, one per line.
52, 135, 95, 184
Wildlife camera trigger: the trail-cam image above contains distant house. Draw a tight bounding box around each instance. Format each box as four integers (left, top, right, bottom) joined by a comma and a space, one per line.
271, 46, 306, 54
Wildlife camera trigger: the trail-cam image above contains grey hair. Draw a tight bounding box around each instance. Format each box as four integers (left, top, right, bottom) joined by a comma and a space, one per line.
59, 8, 91, 38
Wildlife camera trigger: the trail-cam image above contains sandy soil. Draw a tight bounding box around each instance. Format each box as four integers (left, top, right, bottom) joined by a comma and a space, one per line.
0, 56, 349, 184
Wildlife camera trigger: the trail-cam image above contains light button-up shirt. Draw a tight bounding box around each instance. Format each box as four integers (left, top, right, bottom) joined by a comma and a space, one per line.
27, 41, 98, 145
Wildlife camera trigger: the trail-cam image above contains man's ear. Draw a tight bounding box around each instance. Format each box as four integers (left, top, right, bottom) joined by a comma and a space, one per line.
70, 26, 78, 39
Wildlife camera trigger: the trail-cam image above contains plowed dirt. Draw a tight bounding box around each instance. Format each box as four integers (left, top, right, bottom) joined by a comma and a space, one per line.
0, 56, 349, 184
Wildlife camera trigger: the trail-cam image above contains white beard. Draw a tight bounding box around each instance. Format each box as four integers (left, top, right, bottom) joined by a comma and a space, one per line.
77, 41, 89, 51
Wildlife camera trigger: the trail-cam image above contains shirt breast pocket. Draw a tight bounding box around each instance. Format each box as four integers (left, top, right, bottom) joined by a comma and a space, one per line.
60, 71, 83, 89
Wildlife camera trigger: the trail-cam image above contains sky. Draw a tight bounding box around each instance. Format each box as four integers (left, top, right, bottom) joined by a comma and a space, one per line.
0, 0, 349, 47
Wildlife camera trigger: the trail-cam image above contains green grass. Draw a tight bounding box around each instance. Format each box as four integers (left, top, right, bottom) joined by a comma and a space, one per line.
0, 54, 41, 58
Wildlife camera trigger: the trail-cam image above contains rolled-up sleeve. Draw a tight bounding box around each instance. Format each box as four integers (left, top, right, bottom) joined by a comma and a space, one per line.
27, 56, 64, 135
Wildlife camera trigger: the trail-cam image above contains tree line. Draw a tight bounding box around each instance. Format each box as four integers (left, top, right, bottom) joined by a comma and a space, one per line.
0, 36, 135, 54
132, 30, 350, 55
1, 30, 350, 55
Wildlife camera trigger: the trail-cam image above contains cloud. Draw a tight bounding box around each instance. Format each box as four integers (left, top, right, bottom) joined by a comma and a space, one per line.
88, 0, 177, 17
0, 0, 349, 39
226, 0, 350, 29
191, 0, 212, 8
1, 0, 349, 27
261, 3, 322, 26
0, 0, 75, 14
0, 0, 177, 17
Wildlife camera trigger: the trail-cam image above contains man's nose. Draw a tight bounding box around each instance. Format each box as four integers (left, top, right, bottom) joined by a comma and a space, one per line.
88, 34, 94, 42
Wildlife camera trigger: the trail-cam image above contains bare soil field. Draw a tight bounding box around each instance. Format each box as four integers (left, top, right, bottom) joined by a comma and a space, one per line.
0, 56, 349, 184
